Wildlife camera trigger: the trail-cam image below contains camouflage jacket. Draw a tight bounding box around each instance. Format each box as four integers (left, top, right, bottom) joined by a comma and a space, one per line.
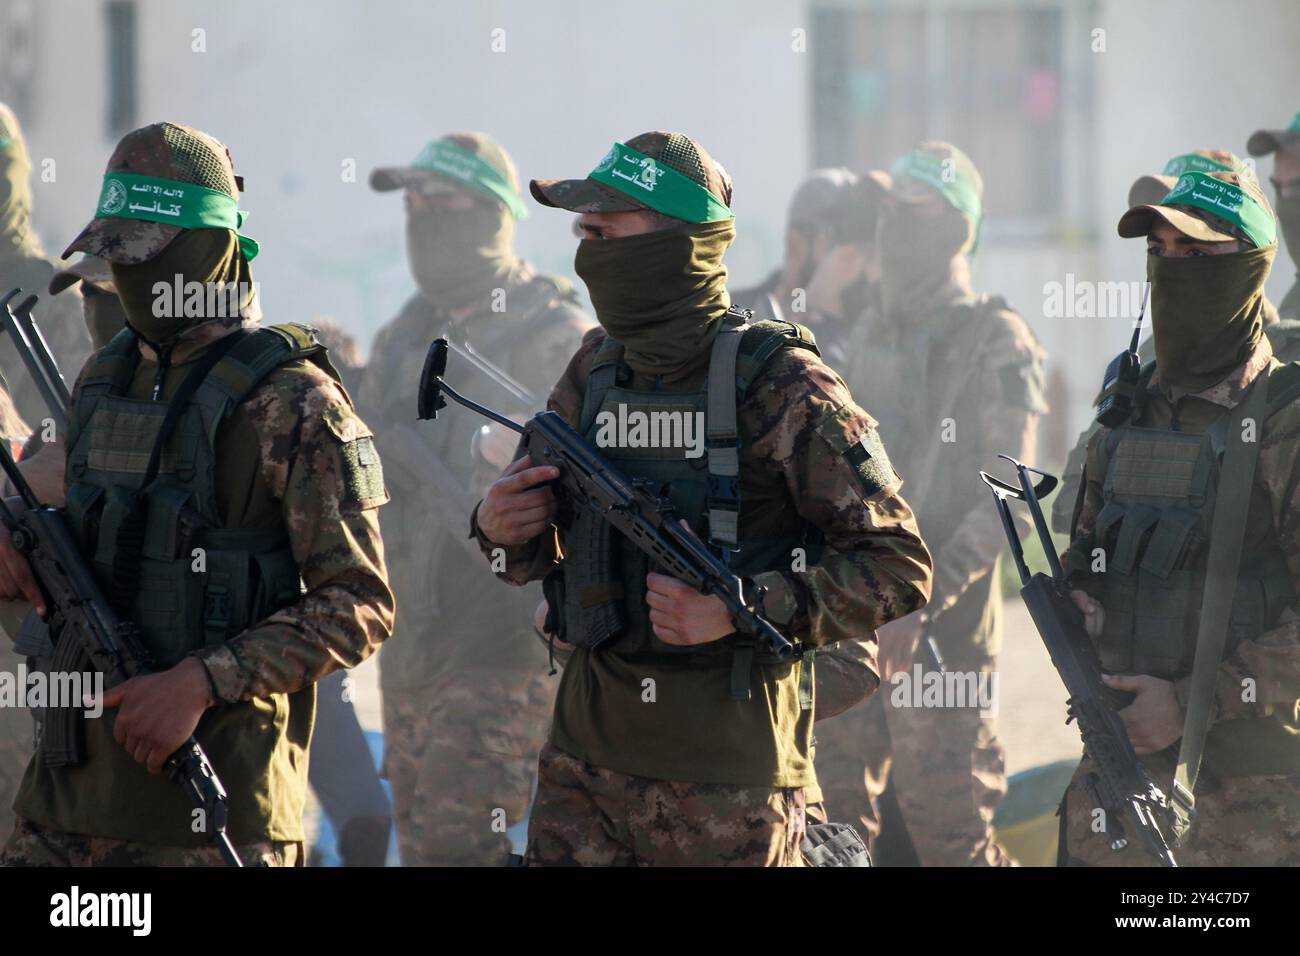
473, 326, 933, 786
846, 286, 1048, 666
1066, 338, 1300, 769
356, 263, 592, 689
14, 312, 394, 845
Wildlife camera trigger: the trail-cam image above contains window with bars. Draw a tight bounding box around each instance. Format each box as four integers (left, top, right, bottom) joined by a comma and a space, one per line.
811, 1, 1091, 235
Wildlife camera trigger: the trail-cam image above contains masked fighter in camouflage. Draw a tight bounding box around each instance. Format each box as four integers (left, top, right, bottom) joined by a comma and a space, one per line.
820, 143, 1048, 867
474, 131, 932, 866
1053, 147, 1300, 536
0, 121, 393, 866
359, 132, 590, 866
1061, 167, 1300, 866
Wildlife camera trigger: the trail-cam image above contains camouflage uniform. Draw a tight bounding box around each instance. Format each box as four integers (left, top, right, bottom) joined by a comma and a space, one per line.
477, 131, 931, 866
822, 143, 1048, 866
359, 132, 591, 866
1061, 340, 1300, 866
0, 123, 394, 867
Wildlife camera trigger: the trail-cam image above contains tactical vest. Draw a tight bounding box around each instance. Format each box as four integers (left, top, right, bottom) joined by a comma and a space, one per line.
563, 308, 823, 692
61, 323, 335, 670
1089, 363, 1300, 681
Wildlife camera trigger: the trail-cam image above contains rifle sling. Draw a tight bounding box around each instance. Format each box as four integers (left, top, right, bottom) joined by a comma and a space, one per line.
1171, 361, 1272, 836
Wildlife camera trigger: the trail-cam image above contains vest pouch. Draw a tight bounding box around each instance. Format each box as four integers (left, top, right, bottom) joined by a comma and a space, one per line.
248, 537, 305, 623
1131, 566, 1201, 679
133, 555, 203, 668
63, 483, 106, 555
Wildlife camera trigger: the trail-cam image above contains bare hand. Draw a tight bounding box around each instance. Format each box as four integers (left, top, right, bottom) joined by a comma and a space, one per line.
477, 455, 559, 545
101, 657, 214, 774
1070, 589, 1104, 640
646, 572, 733, 646
877, 613, 923, 680
1102, 673, 1183, 754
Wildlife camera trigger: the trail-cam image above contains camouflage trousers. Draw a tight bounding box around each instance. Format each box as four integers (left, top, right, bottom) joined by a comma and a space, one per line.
814, 669, 1012, 866
1059, 756, 1300, 867
0, 816, 301, 866
382, 667, 555, 866
526, 742, 809, 866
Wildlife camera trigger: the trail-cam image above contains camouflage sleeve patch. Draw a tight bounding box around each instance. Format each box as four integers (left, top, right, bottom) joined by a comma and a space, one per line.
322, 404, 386, 509
813, 403, 899, 501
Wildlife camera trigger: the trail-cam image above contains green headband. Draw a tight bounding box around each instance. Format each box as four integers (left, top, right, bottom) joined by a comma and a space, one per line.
588, 142, 733, 223
412, 139, 527, 219
890, 150, 983, 225
0, 136, 12, 151
1289, 111, 1300, 133
1161, 153, 1234, 177
94, 171, 259, 261
1160, 172, 1276, 249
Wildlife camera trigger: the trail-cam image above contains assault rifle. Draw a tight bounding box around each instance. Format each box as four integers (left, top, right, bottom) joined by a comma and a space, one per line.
979, 454, 1178, 867
0, 305, 241, 865
417, 337, 794, 659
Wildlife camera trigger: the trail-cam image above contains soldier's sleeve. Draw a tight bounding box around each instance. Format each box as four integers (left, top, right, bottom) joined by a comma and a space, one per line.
1063, 427, 1106, 579
192, 362, 395, 703
468, 327, 604, 585
742, 348, 932, 648
1181, 399, 1300, 722
1052, 422, 1099, 536
927, 309, 1048, 618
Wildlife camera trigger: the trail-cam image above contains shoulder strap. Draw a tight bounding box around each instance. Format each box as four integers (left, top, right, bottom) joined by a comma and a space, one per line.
578, 336, 625, 435
734, 315, 819, 399
193, 323, 336, 429
1172, 361, 1273, 839
706, 316, 748, 548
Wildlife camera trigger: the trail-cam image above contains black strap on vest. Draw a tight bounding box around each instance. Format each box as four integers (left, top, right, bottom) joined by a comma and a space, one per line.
108, 331, 247, 616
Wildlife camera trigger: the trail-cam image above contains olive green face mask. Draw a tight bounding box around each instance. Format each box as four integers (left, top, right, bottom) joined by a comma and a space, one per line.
81, 287, 129, 350
110, 228, 250, 348
877, 202, 973, 319
1148, 243, 1276, 392
574, 218, 735, 378
406, 200, 517, 313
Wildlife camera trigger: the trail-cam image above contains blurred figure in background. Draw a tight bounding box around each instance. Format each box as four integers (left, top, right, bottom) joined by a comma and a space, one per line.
360, 131, 591, 866
1249, 112, 1300, 321
0, 104, 91, 425
822, 142, 1048, 866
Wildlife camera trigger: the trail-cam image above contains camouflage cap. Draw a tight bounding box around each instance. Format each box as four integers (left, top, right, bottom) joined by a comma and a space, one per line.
1127, 148, 1254, 209
63, 122, 244, 265
370, 131, 527, 217
530, 131, 733, 221
1118, 170, 1276, 248
786, 167, 858, 229
49, 255, 114, 296
1247, 111, 1300, 158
